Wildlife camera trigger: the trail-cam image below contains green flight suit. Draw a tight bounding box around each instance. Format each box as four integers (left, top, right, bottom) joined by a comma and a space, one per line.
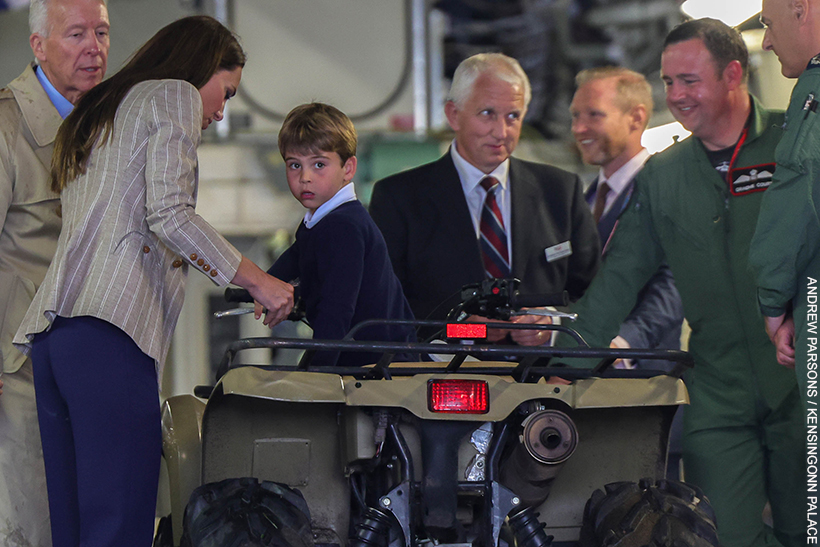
750, 58, 820, 417
565, 97, 804, 547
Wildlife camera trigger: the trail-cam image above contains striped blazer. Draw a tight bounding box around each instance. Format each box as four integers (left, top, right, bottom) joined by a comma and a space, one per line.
14, 79, 241, 375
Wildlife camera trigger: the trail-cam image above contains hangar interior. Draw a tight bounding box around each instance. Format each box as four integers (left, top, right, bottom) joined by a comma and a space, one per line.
0, 0, 795, 398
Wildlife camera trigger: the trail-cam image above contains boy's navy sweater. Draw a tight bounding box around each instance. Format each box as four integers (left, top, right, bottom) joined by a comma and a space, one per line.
268, 201, 416, 366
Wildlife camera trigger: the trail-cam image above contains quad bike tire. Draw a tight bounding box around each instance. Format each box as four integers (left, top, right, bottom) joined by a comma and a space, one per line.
579, 478, 719, 547
180, 477, 314, 547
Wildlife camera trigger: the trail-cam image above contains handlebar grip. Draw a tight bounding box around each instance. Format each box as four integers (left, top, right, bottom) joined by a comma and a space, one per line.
224, 287, 253, 303
511, 291, 569, 308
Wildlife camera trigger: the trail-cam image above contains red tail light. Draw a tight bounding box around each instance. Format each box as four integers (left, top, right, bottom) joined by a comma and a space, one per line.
446, 323, 487, 339
428, 379, 489, 414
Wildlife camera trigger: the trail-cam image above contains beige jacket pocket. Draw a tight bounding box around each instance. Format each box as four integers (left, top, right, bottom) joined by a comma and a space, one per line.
0, 271, 36, 373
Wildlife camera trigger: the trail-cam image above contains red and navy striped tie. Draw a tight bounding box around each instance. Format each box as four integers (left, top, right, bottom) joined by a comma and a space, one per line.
479, 177, 510, 279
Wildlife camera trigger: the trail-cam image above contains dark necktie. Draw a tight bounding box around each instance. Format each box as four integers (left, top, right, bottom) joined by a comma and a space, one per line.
479, 177, 511, 279
592, 181, 611, 224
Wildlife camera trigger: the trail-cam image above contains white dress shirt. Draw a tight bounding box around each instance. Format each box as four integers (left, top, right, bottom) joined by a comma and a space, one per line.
450, 141, 513, 264
595, 148, 650, 216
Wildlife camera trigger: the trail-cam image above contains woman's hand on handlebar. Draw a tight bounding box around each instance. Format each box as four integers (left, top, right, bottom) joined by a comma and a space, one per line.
251, 277, 294, 327
231, 256, 294, 327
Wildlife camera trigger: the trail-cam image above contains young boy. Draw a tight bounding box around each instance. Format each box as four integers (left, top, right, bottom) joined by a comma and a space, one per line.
268, 103, 415, 366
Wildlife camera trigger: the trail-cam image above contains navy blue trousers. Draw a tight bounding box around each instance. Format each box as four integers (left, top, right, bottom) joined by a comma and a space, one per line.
31, 316, 161, 547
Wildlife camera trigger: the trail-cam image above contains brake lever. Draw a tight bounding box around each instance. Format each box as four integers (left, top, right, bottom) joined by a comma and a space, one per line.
213, 308, 254, 319
509, 309, 578, 321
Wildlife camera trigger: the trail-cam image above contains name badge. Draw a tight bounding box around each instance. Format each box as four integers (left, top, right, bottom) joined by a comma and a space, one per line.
730, 163, 776, 196
545, 241, 572, 262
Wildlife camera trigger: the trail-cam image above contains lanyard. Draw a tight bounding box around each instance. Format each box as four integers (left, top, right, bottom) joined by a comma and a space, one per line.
726, 126, 749, 185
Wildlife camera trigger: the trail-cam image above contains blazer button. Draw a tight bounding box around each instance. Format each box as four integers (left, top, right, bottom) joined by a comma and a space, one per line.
203, 264, 211, 272
190, 253, 198, 261
143, 246, 150, 254
172, 259, 183, 268
210, 270, 218, 278
197, 258, 205, 266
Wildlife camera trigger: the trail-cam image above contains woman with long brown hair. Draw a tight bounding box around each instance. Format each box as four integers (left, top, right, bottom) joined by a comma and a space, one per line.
14, 16, 293, 545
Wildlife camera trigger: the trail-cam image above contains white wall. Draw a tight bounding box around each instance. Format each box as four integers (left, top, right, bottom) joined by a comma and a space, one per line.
744, 28, 797, 111
196, 143, 303, 236
231, 0, 414, 132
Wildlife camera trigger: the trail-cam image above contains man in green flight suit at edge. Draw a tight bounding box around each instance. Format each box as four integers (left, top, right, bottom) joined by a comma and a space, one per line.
751, 0, 820, 417
559, 18, 805, 546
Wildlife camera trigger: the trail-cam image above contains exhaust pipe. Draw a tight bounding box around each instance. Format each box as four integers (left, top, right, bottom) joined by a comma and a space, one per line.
499, 409, 578, 507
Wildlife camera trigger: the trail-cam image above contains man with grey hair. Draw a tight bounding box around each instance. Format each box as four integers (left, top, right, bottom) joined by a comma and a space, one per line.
0, 0, 109, 544
371, 53, 599, 340
570, 66, 683, 369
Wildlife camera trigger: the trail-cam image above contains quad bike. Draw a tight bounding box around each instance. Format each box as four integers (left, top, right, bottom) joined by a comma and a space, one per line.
156, 279, 718, 547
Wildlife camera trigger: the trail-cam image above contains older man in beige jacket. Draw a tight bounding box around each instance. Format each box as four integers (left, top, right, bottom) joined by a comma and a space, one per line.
0, 1, 109, 545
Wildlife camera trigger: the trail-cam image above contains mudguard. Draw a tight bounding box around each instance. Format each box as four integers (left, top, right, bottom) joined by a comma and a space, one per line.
161, 394, 206, 547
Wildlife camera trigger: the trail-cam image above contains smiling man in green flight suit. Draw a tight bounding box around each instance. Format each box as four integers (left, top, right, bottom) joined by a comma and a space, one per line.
562, 18, 804, 547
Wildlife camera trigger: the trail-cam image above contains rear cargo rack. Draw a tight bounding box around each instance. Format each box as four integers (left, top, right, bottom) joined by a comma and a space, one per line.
214, 319, 693, 382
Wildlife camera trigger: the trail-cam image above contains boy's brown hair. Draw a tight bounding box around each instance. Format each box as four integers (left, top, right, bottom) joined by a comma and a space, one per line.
278, 103, 357, 163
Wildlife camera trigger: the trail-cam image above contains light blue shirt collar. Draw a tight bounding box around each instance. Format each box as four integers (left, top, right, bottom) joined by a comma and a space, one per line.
303, 183, 357, 229
34, 65, 73, 119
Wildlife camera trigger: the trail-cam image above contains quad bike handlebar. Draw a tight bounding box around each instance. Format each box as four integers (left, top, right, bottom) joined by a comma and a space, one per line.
452, 278, 577, 323
220, 287, 305, 322
225, 280, 568, 318
456, 278, 568, 321
224, 287, 255, 303
209, 278, 693, 383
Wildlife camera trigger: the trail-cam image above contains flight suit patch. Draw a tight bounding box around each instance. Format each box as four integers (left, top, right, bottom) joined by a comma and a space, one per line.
729, 163, 776, 196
